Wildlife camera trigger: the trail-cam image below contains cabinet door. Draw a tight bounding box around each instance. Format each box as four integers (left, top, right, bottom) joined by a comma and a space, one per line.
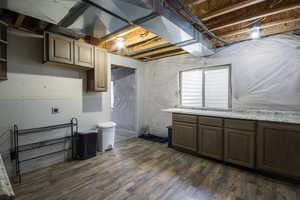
173, 122, 197, 152
257, 122, 300, 178
74, 41, 94, 68
87, 47, 108, 92
48, 33, 74, 64
224, 128, 255, 168
198, 125, 223, 160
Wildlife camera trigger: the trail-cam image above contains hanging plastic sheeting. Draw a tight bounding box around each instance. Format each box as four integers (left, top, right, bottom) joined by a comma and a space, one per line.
205, 34, 300, 111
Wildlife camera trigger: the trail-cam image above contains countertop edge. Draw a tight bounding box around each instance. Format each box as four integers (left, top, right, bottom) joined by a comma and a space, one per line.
162, 108, 300, 125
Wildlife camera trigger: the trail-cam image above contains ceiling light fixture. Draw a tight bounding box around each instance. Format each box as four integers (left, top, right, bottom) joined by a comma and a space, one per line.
250, 23, 261, 40
114, 37, 126, 51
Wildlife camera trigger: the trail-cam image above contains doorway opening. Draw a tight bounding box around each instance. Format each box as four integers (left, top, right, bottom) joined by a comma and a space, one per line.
111, 65, 137, 142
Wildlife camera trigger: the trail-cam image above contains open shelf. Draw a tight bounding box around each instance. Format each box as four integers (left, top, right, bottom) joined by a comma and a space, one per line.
19, 148, 72, 163
18, 136, 72, 152
12, 118, 78, 183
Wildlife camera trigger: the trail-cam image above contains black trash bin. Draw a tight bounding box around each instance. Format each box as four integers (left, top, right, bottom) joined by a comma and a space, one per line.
77, 130, 97, 160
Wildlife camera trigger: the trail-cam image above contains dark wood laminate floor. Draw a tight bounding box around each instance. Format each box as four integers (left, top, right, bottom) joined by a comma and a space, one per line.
13, 138, 300, 200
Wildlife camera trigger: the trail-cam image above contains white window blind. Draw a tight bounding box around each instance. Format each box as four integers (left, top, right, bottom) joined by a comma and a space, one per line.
180, 69, 203, 107
179, 65, 231, 109
205, 68, 229, 109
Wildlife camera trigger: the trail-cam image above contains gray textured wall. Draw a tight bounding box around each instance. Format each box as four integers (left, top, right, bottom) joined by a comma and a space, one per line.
0, 33, 144, 176
111, 67, 137, 133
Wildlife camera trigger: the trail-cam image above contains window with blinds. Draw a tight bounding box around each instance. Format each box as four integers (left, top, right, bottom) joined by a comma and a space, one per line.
179, 65, 231, 109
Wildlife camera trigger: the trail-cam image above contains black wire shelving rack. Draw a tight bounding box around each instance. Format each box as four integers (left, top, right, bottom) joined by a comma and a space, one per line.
11, 118, 78, 183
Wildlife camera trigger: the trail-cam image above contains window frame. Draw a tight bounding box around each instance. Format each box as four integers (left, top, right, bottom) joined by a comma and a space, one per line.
178, 64, 232, 111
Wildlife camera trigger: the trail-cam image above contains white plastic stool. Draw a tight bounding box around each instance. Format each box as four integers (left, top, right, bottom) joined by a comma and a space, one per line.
97, 122, 116, 152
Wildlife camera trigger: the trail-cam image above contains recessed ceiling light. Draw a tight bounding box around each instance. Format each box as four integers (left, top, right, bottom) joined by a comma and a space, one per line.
114, 37, 126, 51
250, 24, 261, 40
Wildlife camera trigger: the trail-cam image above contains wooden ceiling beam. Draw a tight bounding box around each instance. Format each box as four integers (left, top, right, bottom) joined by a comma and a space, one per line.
143, 50, 187, 62
188, 0, 208, 6
103, 29, 157, 50
15, 14, 26, 27
98, 25, 140, 45
210, 3, 300, 32
132, 46, 180, 59
202, 0, 267, 21
220, 17, 300, 39
119, 37, 170, 55
215, 17, 300, 46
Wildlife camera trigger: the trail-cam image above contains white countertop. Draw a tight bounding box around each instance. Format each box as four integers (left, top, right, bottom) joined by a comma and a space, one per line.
0, 155, 14, 200
163, 108, 300, 124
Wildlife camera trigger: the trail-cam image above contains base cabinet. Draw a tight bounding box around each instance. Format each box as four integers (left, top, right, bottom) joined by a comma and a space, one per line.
173, 121, 197, 152
257, 122, 300, 179
171, 113, 300, 181
224, 128, 255, 168
198, 125, 223, 160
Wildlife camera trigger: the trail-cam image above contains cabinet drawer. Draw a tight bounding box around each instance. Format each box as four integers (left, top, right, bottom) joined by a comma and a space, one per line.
173, 113, 197, 124
198, 116, 223, 127
224, 119, 256, 131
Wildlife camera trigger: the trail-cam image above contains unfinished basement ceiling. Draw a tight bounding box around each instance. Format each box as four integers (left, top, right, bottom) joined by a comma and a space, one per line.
1, 0, 300, 61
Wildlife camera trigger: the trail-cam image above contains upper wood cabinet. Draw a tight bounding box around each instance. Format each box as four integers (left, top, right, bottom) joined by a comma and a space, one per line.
257, 122, 300, 179
44, 32, 95, 69
46, 32, 74, 65
74, 41, 94, 68
44, 32, 108, 92
87, 47, 108, 92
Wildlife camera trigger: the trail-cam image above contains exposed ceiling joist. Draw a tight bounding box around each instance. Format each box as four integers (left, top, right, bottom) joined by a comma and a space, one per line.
202, 0, 267, 21
120, 37, 170, 55
15, 14, 26, 27
210, 3, 300, 32
216, 17, 300, 45
132, 46, 180, 59
102, 28, 157, 50
220, 17, 300, 39
189, 0, 208, 6
99, 25, 140, 44
143, 50, 187, 62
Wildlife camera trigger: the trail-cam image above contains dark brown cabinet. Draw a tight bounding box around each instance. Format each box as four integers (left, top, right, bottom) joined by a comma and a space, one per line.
74, 41, 94, 68
224, 128, 255, 168
171, 113, 300, 181
87, 47, 108, 92
257, 122, 300, 179
0, 20, 8, 80
198, 125, 223, 160
46, 32, 74, 65
172, 114, 197, 152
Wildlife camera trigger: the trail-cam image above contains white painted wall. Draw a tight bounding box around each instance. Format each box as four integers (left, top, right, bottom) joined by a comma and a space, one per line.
0, 33, 145, 176
142, 34, 300, 137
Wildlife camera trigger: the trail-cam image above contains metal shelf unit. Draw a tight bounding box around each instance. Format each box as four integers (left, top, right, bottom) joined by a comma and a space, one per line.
11, 118, 78, 183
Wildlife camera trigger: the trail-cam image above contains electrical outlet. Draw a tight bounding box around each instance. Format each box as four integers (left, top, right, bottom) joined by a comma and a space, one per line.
51, 107, 60, 114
